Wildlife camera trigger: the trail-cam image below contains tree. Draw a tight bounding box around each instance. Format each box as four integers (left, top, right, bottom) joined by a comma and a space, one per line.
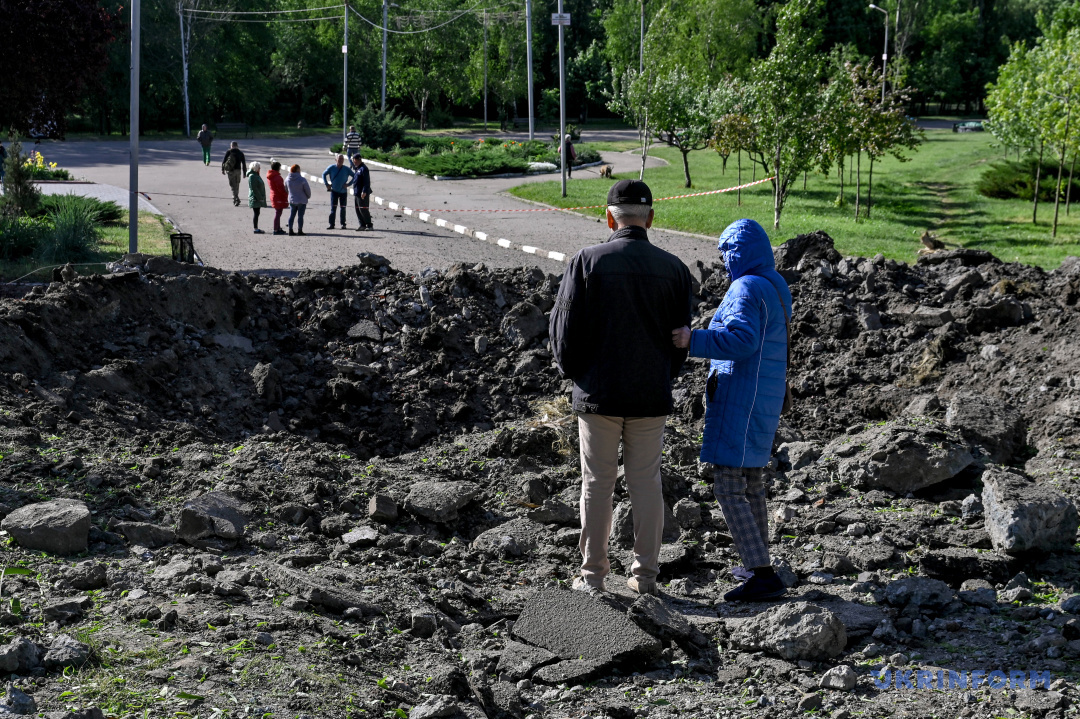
1039, 27, 1080, 238
607, 67, 654, 180
0, 0, 119, 137
0, 137, 41, 218
747, 0, 826, 230
862, 77, 922, 219
647, 68, 713, 188
567, 41, 610, 124
816, 53, 862, 210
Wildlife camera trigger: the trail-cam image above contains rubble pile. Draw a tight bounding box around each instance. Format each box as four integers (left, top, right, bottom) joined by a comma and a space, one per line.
0, 235, 1077, 719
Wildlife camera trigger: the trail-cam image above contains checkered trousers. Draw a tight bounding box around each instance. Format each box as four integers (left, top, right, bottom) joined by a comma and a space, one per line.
710, 464, 771, 569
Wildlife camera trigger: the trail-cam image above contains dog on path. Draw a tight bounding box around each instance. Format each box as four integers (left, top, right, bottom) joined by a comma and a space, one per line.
597, 164, 614, 179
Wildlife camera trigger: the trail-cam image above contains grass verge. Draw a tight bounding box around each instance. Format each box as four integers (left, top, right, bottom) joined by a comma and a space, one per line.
509, 130, 1080, 269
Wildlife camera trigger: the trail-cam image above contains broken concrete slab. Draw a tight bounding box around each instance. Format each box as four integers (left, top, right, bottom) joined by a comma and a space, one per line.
982, 468, 1079, 554
115, 521, 178, 548
263, 563, 382, 615
882, 577, 957, 609
627, 594, 709, 650
823, 419, 973, 493
918, 547, 1016, 587
727, 602, 846, 661
0, 499, 91, 555
495, 641, 558, 681
945, 392, 1027, 463
512, 589, 661, 668
176, 492, 249, 548
527, 498, 576, 525
405, 481, 480, 523
531, 659, 608, 685
472, 518, 544, 558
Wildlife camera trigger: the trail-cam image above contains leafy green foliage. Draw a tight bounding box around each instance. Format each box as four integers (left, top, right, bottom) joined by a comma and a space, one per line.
0, 137, 41, 218
977, 159, 1079, 202
36, 196, 124, 225
36, 195, 103, 264
350, 105, 408, 152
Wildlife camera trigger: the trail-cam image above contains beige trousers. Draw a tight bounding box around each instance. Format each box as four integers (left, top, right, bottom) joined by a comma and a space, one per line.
578, 413, 666, 587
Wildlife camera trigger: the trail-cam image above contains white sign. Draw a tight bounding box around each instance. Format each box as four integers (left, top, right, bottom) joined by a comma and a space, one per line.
551, 12, 570, 25
342, 45, 348, 54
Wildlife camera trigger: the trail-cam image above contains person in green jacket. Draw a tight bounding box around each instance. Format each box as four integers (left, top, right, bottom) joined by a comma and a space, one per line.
247, 162, 267, 234
196, 124, 213, 166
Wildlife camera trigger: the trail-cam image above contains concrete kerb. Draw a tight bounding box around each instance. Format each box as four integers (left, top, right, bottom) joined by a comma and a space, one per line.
325, 149, 603, 181
506, 194, 718, 243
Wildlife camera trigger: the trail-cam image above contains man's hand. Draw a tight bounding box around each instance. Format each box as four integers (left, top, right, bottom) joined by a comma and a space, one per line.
672, 326, 691, 349
361, 192, 368, 200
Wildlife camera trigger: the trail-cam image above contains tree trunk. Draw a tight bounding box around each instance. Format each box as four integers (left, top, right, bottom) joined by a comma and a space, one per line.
855, 149, 861, 221
737, 150, 742, 207
721, 154, 728, 175
803, 171, 807, 191
837, 154, 845, 207
419, 93, 429, 132
867, 155, 875, 219
1051, 105, 1073, 239
681, 147, 692, 188
1033, 140, 1044, 224
1067, 151, 1076, 216
639, 110, 649, 181
773, 140, 782, 230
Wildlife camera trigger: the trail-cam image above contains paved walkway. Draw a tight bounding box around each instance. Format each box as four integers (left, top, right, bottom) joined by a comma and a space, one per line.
40, 134, 720, 275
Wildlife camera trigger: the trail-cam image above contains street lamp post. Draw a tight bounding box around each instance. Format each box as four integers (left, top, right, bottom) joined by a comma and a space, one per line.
869, 4, 888, 103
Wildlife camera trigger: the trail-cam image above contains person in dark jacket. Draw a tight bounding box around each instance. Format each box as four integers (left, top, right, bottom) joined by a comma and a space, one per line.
322, 154, 354, 229
350, 153, 373, 230
672, 218, 793, 602
221, 142, 247, 206
196, 124, 213, 166
550, 179, 692, 596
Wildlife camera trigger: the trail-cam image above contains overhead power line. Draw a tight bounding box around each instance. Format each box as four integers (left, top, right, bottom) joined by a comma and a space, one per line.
186, 4, 344, 14
185, 13, 344, 22
347, 0, 501, 35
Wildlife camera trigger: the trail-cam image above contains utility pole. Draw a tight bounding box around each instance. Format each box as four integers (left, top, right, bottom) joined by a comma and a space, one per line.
381, 0, 388, 111
870, 4, 888, 102
483, 10, 488, 131
343, 4, 348, 145
525, 0, 534, 140
178, 1, 190, 137
556, 0, 567, 197
129, 0, 140, 254
639, 0, 644, 74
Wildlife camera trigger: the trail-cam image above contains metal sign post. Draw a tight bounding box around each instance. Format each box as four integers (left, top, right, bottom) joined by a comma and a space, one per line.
343, 7, 348, 146
129, 0, 140, 254
381, 0, 389, 111
553, 9, 569, 197
525, 0, 534, 140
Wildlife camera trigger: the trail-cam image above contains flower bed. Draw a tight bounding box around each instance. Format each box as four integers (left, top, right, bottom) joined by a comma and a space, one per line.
333, 137, 600, 178
24, 151, 72, 181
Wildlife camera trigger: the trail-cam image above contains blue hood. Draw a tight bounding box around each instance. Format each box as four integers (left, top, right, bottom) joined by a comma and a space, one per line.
717, 219, 774, 280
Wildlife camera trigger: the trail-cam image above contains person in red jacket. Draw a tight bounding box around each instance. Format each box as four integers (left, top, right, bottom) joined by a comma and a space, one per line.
266, 161, 290, 235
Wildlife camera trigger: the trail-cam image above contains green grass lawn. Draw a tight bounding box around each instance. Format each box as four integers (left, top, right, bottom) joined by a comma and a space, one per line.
509, 130, 1080, 269
0, 211, 172, 282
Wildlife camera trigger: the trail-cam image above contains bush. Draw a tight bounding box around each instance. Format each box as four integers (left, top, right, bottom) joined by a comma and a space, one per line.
36, 195, 124, 225
352, 105, 408, 151
405, 153, 531, 178
425, 104, 455, 129
1, 137, 41, 218
977, 158, 1079, 202
36, 195, 101, 264
0, 214, 49, 261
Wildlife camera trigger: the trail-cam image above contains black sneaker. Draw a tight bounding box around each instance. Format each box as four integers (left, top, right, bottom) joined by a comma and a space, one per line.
723, 572, 786, 602
288, 230, 295, 236
297, 230, 306, 236
327, 225, 335, 230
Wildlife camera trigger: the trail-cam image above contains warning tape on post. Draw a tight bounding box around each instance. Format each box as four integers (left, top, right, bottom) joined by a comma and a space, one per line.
297, 172, 774, 264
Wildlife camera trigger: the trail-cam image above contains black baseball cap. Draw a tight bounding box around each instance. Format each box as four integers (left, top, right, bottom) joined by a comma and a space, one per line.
607, 179, 652, 206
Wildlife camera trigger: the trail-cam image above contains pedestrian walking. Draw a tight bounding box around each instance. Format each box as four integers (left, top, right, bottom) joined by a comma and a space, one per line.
247, 161, 267, 234
196, 124, 214, 166
350, 153, 373, 231
266, 161, 289, 235
549, 179, 693, 596
322, 154, 354, 230
285, 164, 311, 236
671, 218, 792, 603
221, 141, 247, 206
558, 133, 577, 178
344, 125, 362, 157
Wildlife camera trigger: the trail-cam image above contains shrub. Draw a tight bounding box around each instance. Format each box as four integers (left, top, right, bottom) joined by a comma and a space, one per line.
353, 105, 408, 151
37, 195, 123, 225
0, 214, 49, 261
0, 136, 41, 218
425, 104, 455, 129
36, 195, 101, 264
977, 158, 1079, 202
405, 153, 530, 178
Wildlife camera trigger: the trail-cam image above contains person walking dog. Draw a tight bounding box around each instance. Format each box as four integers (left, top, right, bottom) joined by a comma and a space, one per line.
196, 124, 214, 166
221, 141, 247, 206
550, 179, 692, 596
285, 164, 311, 236
350, 153, 373, 231
247, 161, 267, 234
322, 154, 354, 230
266, 161, 289, 235
672, 218, 792, 602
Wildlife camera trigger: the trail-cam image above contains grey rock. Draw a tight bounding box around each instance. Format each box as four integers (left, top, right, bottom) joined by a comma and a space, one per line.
42, 634, 91, 670
728, 602, 846, 661
883, 577, 956, 609
527, 498, 576, 526
824, 419, 973, 493
959, 587, 998, 609
472, 518, 542, 557
819, 599, 885, 639
409, 695, 460, 719
496, 641, 558, 681
0, 499, 91, 554
672, 498, 702, 528
819, 665, 858, 691
532, 658, 609, 685
772, 558, 800, 588
115, 521, 177, 548
176, 492, 249, 547
611, 499, 679, 547
893, 306, 954, 327
961, 494, 983, 518
62, 561, 108, 590
411, 610, 438, 639
856, 303, 883, 332
1, 638, 40, 672
342, 526, 380, 548
405, 481, 480, 523
1001, 586, 1033, 603
262, 563, 382, 615
42, 597, 92, 623
500, 302, 546, 349
154, 559, 196, 582
627, 594, 709, 650
901, 395, 942, 417
945, 393, 1027, 463
982, 468, 1079, 554
1061, 595, 1080, 614
777, 441, 822, 471
367, 494, 398, 523
942, 269, 984, 300
2, 683, 35, 715
346, 320, 382, 342
512, 589, 661, 668
1014, 690, 1066, 715
250, 362, 282, 401
919, 548, 1014, 587
209, 333, 252, 352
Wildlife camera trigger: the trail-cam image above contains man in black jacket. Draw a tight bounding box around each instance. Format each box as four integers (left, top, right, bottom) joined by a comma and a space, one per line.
221, 142, 247, 207
350, 153, 373, 230
549, 179, 692, 595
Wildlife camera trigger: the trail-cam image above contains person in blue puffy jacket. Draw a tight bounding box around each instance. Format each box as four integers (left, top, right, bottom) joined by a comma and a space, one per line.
672, 218, 792, 602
